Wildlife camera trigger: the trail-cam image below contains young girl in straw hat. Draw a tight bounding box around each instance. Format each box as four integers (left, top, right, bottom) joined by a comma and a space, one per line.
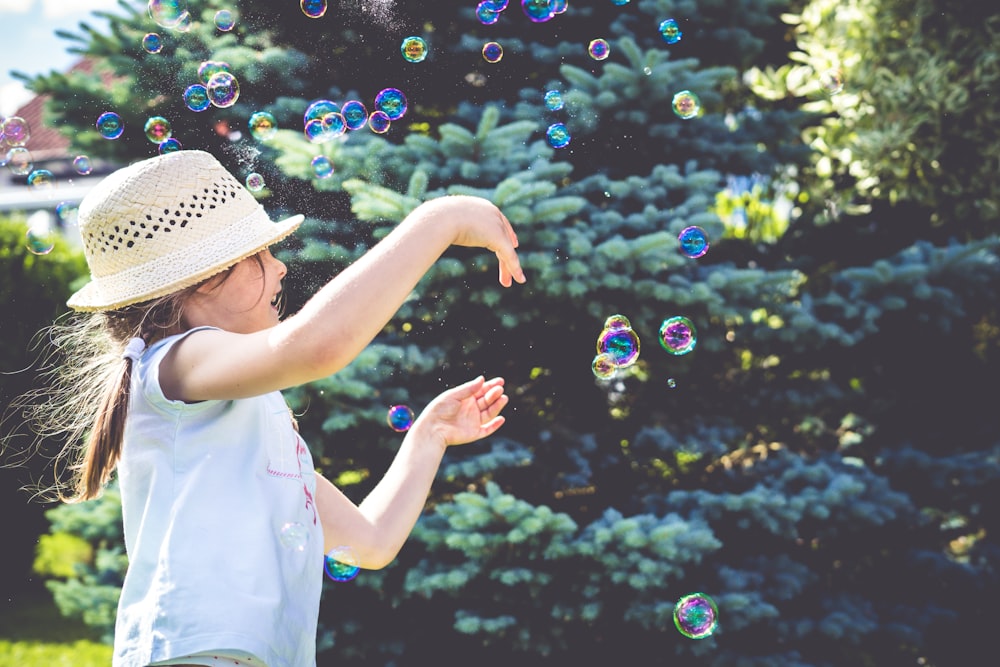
28, 149, 526, 667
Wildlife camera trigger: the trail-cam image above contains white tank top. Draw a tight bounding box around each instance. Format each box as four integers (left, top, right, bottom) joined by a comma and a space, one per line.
113, 327, 324, 667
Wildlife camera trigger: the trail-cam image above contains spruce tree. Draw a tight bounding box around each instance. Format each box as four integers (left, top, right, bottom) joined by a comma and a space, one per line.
17, 0, 999, 665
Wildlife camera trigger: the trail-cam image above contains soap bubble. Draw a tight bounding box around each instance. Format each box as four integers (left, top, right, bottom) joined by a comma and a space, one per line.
482, 41, 503, 63
311, 155, 334, 179
673, 593, 718, 639
325, 545, 361, 582
667, 378, 677, 389
603, 314, 631, 331
198, 60, 231, 85
142, 33, 163, 54
588, 39, 611, 61
387, 405, 415, 432
521, 0, 555, 23
401, 36, 428, 63
245, 173, 265, 192
552, 0, 567, 12
25, 224, 56, 255
144, 116, 172, 144
820, 68, 844, 95
27, 169, 53, 189
659, 18, 682, 44
96, 112, 124, 140
158, 138, 182, 154
248, 111, 278, 141
300, 0, 327, 18
183, 84, 211, 112
484, 0, 509, 9
544, 90, 564, 111
321, 112, 347, 137
597, 326, 640, 368
56, 202, 79, 226
214, 9, 236, 31
148, 0, 187, 29
374, 88, 408, 120
207, 71, 240, 108
5, 147, 32, 175
611, 0, 630, 5
2, 116, 29, 146
477, 2, 500, 24
672, 90, 701, 119
546, 122, 571, 148
659, 316, 697, 355
592, 353, 617, 379
368, 111, 391, 134
72, 155, 92, 175
678, 225, 709, 258
341, 100, 368, 131
304, 100, 340, 126
278, 522, 309, 551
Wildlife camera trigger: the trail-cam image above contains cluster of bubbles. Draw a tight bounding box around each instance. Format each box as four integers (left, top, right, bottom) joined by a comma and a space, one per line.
673, 593, 719, 639
301, 87, 408, 146
387, 405, 415, 432
592, 314, 640, 379
2, 116, 32, 176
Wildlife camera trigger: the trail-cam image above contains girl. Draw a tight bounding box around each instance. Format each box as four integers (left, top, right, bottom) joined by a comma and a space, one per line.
28, 149, 526, 667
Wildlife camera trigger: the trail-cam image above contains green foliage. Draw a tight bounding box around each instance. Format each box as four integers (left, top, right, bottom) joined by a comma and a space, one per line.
33, 533, 93, 579
0, 639, 113, 667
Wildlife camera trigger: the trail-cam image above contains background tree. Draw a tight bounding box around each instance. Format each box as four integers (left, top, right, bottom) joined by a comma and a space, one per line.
14, 0, 1000, 665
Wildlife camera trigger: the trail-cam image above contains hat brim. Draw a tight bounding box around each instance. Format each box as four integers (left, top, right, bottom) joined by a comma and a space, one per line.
67, 213, 304, 312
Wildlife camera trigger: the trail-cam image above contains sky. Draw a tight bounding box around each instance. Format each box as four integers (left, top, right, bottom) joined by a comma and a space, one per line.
0, 0, 125, 115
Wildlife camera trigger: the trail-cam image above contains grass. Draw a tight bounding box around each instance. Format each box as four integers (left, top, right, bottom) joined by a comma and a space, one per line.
0, 591, 112, 667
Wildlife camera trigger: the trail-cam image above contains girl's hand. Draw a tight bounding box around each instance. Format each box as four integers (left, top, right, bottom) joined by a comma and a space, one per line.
414, 376, 510, 449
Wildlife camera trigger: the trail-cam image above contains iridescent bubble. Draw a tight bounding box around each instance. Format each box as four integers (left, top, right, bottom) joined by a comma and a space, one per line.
678, 225, 709, 258
673, 593, 718, 639
248, 111, 278, 141
25, 226, 56, 256
142, 33, 163, 54
198, 60, 231, 85
521, 0, 555, 23
96, 112, 124, 140
304, 99, 340, 126
6, 147, 32, 175
544, 90, 564, 111
214, 9, 236, 31
552, 0, 567, 13
173, 10, 191, 33
2, 117, 29, 146
592, 352, 617, 379
588, 38, 611, 61
659, 316, 697, 355
311, 155, 334, 179
183, 84, 211, 112
304, 119, 330, 144
72, 155, 92, 175
144, 116, 172, 144
659, 18, 682, 44
597, 327, 640, 368
56, 201, 79, 226
611, 0, 630, 5
245, 172, 265, 192
603, 314, 631, 331
278, 521, 309, 551
148, 0, 187, 29
321, 112, 347, 137
387, 405, 415, 432
341, 100, 368, 131
482, 41, 503, 63
368, 111, 391, 134
477, 2, 500, 24
27, 169, 53, 189
325, 545, 361, 582
401, 36, 428, 63
207, 71, 240, 108
672, 90, 701, 119
485, 0, 509, 9
300, 0, 327, 19
820, 68, 844, 95
546, 122, 571, 149
158, 138, 182, 154
667, 378, 677, 389
374, 88, 407, 120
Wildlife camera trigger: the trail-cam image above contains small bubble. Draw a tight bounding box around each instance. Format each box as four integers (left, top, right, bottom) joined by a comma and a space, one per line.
597, 326, 640, 368
643, 66, 652, 76
245, 173, 265, 192
678, 225, 709, 258
387, 405, 415, 432
521, 0, 555, 23
158, 137, 181, 154
5, 147, 32, 175
142, 32, 163, 54
144, 116, 172, 144
400, 36, 428, 63
374, 88, 408, 120
659, 18, 682, 44
476, 1, 500, 24
603, 314, 631, 331
27, 169, 53, 189
183, 84, 211, 112
25, 226, 56, 255
672, 90, 701, 119
147, 0, 187, 29
207, 71, 240, 108
96, 112, 124, 140
820, 68, 844, 95
56, 201, 79, 226
659, 316, 697, 355
482, 41, 503, 63
304, 100, 340, 126
2, 116, 30, 146
311, 155, 334, 179
248, 111, 278, 141
300, 0, 327, 18
544, 90, 564, 111
214, 9, 236, 31
546, 122, 571, 149
198, 60, 231, 85
592, 353, 617, 379
667, 378, 677, 389
368, 111, 391, 134
341, 100, 368, 131
325, 545, 361, 582
278, 522, 310, 551
588, 39, 611, 61
674, 593, 718, 639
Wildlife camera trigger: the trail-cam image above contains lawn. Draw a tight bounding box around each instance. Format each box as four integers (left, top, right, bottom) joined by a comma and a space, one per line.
0, 591, 112, 667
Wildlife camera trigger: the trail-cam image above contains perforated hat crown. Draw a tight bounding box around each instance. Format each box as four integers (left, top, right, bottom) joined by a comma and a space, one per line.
67, 150, 302, 311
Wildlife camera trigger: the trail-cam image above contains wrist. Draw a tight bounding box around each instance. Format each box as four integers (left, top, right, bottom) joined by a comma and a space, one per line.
404, 419, 449, 457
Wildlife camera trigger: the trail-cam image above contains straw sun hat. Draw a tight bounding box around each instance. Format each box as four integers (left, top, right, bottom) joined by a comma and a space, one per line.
67, 150, 303, 312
